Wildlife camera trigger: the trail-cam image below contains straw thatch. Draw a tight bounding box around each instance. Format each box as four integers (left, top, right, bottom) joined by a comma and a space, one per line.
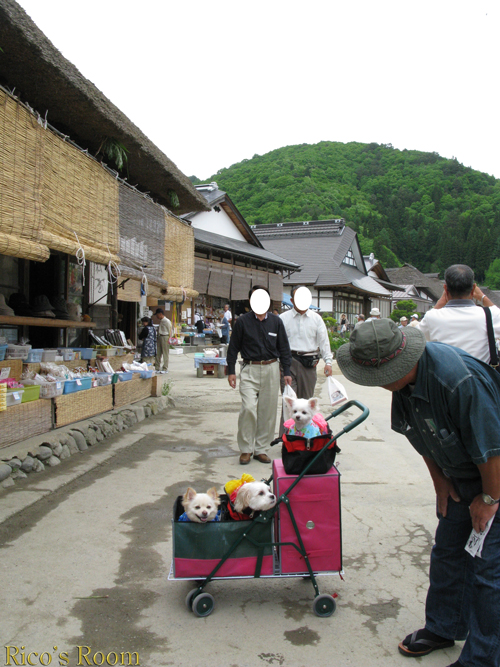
117, 278, 142, 303
0, 0, 209, 215
0, 89, 49, 261
164, 213, 196, 295
41, 127, 120, 264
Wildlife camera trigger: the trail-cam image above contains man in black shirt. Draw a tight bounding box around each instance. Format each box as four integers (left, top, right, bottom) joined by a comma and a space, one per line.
227, 286, 292, 464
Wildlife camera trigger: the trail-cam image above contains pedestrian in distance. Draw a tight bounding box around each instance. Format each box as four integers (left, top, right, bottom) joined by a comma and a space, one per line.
154, 308, 172, 373
399, 316, 408, 328
221, 304, 232, 344
337, 319, 500, 667
227, 285, 292, 465
354, 313, 366, 328
138, 316, 156, 364
366, 307, 381, 322
409, 313, 419, 327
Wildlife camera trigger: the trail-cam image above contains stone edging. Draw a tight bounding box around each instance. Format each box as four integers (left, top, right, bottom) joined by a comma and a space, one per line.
0, 396, 173, 490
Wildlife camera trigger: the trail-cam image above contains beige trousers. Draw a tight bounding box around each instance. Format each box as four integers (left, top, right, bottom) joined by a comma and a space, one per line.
155, 336, 170, 371
237, 362, 280, 454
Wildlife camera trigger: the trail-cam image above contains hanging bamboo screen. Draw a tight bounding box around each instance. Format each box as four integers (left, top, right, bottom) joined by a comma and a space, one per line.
0, 90, 50, 261
194, 259, 210, 294
117, 277, 142, 302
41, 129, 120, 265
251, 270, 269, 289
269, 272, 284, 301
163, 212, 198, 301
207, 263, 232, 299
231, 266, 252, 301
119, 185, 165, 278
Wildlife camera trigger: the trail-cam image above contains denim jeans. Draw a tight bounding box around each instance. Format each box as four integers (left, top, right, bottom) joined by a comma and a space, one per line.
425, 477, 500, 667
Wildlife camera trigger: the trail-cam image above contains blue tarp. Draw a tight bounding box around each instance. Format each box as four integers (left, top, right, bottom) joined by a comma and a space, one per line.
282, 293, 320, 310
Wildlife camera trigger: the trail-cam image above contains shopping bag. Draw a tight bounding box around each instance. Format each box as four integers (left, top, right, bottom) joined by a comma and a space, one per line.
282, 384, 297, 421
328, 376, 348, 406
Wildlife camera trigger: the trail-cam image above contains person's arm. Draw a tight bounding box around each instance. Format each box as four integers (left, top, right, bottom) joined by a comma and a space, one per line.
422, 456, 461, 516
470, 456, 500, 532
317, 317, 333, 375
472, 284, 494, 308
432, 289, 449, 310
276, 317, 292, 384
138, 327, 148, 341
226, 317, 243, 386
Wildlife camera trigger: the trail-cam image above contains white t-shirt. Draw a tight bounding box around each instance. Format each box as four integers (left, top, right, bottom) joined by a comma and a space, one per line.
223, 310, 232, 327
417, 300, 500, 363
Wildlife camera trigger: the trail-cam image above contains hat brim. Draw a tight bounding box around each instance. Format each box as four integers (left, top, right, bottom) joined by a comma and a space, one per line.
336, 325, 426, 387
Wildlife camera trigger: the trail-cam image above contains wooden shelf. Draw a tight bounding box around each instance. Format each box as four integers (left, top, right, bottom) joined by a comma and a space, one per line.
0, 315, 96, 329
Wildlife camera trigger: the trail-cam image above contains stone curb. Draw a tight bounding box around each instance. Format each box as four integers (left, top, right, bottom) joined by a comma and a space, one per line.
0, 396, 173, 490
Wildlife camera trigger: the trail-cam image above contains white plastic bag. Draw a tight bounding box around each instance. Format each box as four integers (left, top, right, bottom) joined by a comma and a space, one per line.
282, 384, 297, 422
328, 376, 348, 406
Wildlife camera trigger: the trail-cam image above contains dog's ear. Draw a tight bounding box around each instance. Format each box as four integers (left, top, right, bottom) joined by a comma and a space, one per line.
206, 487, 220, 504
284, 396, 295, 409
233, 484, 251, 513
308, 397, 319, 413
183, 487, 197, 504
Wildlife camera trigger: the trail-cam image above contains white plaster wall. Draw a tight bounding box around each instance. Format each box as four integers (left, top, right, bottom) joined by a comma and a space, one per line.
190, 208, 246, 242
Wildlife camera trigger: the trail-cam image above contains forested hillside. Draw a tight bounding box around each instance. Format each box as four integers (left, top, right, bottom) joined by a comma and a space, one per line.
193, 142, 500, 281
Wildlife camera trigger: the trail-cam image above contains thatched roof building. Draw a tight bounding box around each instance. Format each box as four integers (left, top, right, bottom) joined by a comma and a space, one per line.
0, 0, 209, 216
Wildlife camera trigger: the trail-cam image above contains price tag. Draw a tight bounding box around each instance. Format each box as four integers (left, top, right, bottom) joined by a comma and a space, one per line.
76, 379, 82, 386
56, 382, 61, 389
0, 368, 10, 380
13, 392, 20, 400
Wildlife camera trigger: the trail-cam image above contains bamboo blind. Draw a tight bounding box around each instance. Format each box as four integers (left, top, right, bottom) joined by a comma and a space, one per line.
164, 213, 196, 300
0, 90, 49, 262
117, 278, 142, 302
194, 259, 210, 294
269, 272, 284, 301
41, 127, 120, 265
251, 270, 269, 289
207, 263, 232, 299
231, 266, 252, 301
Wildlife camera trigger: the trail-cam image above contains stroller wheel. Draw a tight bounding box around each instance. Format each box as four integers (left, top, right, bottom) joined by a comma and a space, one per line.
313, 594, 336, 617
192, 592, 215, 617
185, 588, 200, 611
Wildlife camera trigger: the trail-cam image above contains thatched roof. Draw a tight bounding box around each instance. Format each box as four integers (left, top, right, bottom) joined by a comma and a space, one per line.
385, 264, 444, 301
0, 0, 209, 215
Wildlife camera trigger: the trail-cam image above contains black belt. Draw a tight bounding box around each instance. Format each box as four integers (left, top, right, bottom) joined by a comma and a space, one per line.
291, 350, 319, 355
243, 359, 277, 365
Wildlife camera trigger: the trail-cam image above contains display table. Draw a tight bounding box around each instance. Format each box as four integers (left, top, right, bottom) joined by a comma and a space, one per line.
194, 356, 227, 379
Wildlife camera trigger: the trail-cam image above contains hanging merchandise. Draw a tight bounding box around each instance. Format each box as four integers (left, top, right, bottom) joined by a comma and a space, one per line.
168, 303, 181, 345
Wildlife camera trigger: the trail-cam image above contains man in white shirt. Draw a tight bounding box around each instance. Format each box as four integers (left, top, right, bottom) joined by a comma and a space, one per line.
280, 286, 333, 407
417, 264, 500, 363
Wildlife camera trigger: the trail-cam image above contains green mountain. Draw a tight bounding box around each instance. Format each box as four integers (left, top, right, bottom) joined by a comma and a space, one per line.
202, 141, 500, 280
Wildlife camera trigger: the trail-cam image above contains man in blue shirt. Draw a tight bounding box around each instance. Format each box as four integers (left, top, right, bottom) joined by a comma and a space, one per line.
337, 319, 500, 667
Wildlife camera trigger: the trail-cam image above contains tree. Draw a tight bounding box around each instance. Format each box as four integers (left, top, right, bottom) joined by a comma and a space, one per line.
485, 258, 500, 290
390, 299, 418, 323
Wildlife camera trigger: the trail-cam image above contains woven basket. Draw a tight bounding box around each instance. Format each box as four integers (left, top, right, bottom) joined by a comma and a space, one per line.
90, 353, 134, 371
0, 358, 23, 381
53, 385, 113, 428
113, 378, 153, 408
0, 399, 52, 449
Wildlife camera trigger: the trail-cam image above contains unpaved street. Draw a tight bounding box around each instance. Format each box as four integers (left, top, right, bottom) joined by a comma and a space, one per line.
0, 353, 462, 667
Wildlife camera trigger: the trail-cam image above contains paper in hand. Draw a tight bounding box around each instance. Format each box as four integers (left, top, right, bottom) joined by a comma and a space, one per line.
465, 517, 494, 558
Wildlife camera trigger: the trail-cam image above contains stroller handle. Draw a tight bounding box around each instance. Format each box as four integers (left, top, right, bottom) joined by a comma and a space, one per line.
325, 400, 369, 435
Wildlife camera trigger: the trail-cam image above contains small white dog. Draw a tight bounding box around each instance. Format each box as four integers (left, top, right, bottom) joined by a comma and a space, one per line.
232, 481, 276, 518
284, 396, 319, 430
181, 487, 221, 523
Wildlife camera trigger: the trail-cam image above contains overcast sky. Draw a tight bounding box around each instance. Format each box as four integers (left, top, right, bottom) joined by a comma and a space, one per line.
15, 0, 500, 181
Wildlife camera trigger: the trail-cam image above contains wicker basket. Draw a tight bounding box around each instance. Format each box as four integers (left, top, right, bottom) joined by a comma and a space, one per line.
53, 385, 113, 428
0, 399, 52, 449
23, 359, 89, 375
113, 378, 153, 408
90, 353, 134, 371
0, 358, 23, 381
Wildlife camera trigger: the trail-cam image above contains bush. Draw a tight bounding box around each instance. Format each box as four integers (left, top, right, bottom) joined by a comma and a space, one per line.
322, 316, 337, 331
329, 331, 349, 355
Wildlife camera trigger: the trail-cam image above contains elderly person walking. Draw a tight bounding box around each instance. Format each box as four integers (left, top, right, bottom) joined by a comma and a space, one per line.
155, 308, 172, 373
337, 319, 500, 667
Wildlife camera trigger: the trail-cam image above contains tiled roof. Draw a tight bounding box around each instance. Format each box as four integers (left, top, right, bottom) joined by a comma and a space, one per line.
385, 264, 443, 300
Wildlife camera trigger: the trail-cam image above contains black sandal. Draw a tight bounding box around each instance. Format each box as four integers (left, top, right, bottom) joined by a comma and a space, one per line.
398, 628, 455, 657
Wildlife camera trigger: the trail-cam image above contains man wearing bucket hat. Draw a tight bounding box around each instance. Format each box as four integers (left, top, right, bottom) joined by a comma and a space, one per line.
337, 319, 500, 667
365, 306, 381, 322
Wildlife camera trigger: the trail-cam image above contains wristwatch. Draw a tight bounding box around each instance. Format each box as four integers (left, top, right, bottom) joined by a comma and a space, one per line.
481, 493, 500, 506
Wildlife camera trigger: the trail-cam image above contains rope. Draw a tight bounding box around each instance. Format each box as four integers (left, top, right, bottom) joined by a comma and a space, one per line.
106, 244, 120, 295
74, 231, 86, 287
141, 268, 149, 297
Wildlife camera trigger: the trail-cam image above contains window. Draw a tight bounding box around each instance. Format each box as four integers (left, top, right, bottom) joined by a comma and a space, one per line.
342, 248, 356, 267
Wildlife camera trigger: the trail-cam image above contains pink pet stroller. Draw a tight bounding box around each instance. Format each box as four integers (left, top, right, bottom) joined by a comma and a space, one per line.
170, 400, 369, 618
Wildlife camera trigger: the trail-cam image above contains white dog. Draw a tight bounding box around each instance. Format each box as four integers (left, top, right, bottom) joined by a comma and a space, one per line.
283, 396, 329, 438
231, 481, 276, 518
181, 487, 221, 523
